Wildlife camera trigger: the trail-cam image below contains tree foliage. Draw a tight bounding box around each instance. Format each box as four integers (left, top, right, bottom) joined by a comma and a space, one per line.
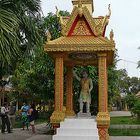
0, 0, 43, 77
117, 69, 140, 95
43, 10, 70, 40
112, 68, 140, 110
11, 10, 70, 103
131, 99, 140, 118
12, 47, 54, 102
0, 8, 20, 65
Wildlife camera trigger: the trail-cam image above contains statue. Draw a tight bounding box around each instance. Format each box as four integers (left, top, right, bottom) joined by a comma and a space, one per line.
73, 70, 93, 113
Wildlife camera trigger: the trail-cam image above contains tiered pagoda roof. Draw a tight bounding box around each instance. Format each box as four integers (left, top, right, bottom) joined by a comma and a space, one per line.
44, 0, 115, 66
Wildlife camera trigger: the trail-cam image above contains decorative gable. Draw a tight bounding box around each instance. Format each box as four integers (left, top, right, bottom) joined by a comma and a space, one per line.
61, 6, 97, 37
68, 16, 93, 36
59, 3, 111, 37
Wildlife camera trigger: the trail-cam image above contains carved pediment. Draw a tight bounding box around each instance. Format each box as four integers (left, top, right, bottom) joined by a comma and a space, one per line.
68, 16, 93, 36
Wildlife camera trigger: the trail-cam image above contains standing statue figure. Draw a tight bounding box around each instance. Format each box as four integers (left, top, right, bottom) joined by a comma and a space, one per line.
73, 70, 93, 113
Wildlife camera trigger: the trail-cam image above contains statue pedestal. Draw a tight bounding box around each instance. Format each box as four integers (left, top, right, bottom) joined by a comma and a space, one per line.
77, 112, 91, 118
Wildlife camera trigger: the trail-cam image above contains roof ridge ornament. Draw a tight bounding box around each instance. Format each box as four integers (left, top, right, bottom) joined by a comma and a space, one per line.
78, 0, 82, 8
78, 0, 83, 17
55, 6, 65, 31
97, 4, 111, 36
107, 4, 111, 18
110, 29, 114, 42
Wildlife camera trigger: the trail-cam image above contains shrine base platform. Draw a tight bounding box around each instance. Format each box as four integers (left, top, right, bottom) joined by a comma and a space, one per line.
53, 117, 99, 140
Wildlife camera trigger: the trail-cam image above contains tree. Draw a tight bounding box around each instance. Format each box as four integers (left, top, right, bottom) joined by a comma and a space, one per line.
0, 0, 43, 77
112, 69, 140, 110
108, 66, 120, 106
11, 10, 70, 103
0, 9, 20, 65
128, 77, 140, 95
43, 10, 70, 40
12, 47, 54, 103
117, 69, 129, 94
124, 94, 137, 109
116, 69, 140, 95
131, 99, 140, 118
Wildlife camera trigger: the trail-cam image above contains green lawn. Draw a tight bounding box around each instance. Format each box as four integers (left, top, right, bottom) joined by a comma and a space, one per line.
109, 116, 140, 136
110, 116, 140, 125
109, 128, 140, 136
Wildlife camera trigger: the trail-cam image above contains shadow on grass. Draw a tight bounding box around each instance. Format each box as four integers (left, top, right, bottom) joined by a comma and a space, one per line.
111, 116, 140, 125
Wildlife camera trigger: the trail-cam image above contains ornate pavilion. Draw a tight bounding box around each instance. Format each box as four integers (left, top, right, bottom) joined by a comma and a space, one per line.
44, 0, 115, 139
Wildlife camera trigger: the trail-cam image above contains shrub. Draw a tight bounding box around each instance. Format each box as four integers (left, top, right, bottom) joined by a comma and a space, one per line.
131, 100, 140, 118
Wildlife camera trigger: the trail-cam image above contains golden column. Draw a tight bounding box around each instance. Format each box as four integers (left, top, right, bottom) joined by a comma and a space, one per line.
96, 53, 110, 140
65, 65, 75, 117
50, 54, 65, 126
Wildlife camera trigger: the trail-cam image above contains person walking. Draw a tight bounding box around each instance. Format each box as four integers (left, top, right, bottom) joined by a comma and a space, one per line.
21, 102, 30, 130
8, 102, 16, 129
1, 103, 11, 133
28, 104, 36, 134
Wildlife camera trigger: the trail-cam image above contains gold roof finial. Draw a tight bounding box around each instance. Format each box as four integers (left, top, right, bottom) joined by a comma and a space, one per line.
77, 0, 83, 17
100, 4, 111, 33
108, 4, 111, 17
78, 0, 82, 8
55, 6, 59, 17
55, 6, 65, 33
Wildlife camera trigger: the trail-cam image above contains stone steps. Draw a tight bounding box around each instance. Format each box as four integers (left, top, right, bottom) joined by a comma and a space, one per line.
57, 128, 98, 135
53, 135, 99, 140
53, 118, 99, 140
60, 122, 97, 129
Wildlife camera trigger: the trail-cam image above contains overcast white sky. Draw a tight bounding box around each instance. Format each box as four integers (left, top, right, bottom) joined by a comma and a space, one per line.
41, 0, 140, 77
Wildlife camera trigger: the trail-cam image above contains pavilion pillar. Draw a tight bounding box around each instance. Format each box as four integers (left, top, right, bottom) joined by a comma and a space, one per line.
65, 65, 75, 117
50, 54, 65, 127
96, 53, 110, 140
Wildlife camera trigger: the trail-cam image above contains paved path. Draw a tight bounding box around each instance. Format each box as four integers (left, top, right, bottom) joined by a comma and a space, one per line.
1, 132, 140, 140
0, 123, 52, 140
26, 135, 52, 140
110, 111, 131, 117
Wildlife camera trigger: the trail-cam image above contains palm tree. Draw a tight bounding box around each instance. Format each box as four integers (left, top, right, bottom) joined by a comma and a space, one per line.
0, 8, 20, 65
0, 0, 43, 76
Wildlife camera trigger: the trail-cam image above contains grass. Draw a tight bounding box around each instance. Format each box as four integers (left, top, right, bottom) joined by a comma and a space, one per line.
109, 128, 140, 136
110, 116, 140, 125
109, 116, 140, 136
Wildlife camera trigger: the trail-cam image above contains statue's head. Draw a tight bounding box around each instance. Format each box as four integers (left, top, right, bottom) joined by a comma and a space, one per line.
82, 70, 88, 78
